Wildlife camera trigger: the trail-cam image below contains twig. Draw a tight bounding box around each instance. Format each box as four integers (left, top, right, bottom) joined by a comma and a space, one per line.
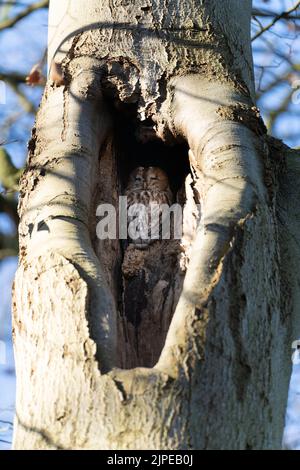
252, 8, 300, 20
0, 419, 13, 426
0, 140, 19, 145
0, 0, 49, 31
252, 1, 300, 41
0, 438, 11, 444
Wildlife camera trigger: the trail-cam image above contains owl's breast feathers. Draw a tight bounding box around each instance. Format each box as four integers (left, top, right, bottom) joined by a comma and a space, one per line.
124, 167, 173, 248
125, 189, 172, 208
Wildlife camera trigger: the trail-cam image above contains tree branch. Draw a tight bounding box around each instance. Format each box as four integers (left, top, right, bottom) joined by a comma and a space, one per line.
0, 0, 49, 31
0, 72, 37, 112
0, 438, 11, 444
0, 71, 26, 84
0, 2, 32, 5
252, 1, 300, 41
10, 82, 37, 113
0, 419, 13, 427
252, 8, 300, 20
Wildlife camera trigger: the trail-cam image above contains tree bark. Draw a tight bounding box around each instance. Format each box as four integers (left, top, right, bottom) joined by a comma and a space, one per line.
12, 0, 300, 449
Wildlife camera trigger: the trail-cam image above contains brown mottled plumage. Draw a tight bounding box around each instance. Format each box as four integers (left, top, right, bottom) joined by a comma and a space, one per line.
125, 166, 172, 248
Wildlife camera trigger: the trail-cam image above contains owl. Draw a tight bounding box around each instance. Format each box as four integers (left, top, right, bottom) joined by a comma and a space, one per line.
125, 166, 173, 248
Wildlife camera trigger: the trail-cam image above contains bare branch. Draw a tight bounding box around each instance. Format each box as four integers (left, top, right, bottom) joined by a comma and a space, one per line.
0, 2, 31, 5
0, 72, 37, 113
252, 8, 300, 20
265, 88, 295, 134
0, 438, 11, 444
252, 1, 300, 41
11, 83, 37, 113
0, 0, 48, 31
0, 419, 13, 427
0, 71, 27, 84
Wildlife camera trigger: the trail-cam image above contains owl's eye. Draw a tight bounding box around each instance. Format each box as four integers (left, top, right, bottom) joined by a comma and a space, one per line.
135, 176, 143, 181
150, 176, 157, 180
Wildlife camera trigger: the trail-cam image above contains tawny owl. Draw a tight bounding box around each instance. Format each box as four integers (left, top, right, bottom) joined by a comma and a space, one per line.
125, 166, 173, 248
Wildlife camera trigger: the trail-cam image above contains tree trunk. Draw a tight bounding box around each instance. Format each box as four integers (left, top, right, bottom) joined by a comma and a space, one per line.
12, 0, 300, 449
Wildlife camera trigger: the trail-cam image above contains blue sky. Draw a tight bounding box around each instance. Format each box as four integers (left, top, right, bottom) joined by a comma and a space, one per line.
253, 0, 300, 145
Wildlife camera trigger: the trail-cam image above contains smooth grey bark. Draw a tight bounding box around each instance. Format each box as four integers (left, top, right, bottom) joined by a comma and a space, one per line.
12, 0, 300, 449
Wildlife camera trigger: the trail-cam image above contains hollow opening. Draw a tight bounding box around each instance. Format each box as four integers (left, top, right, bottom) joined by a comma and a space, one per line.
113, 102, 190, 195
95, 99, 196, 369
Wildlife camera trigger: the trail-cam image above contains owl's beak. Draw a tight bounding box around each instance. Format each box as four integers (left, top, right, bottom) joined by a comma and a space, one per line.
143, 183, 147, 189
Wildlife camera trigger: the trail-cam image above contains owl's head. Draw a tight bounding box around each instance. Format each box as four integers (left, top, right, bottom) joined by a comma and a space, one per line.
127, 166, 145, 190
127, 166, 170, 192
146, 167, 170, 191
